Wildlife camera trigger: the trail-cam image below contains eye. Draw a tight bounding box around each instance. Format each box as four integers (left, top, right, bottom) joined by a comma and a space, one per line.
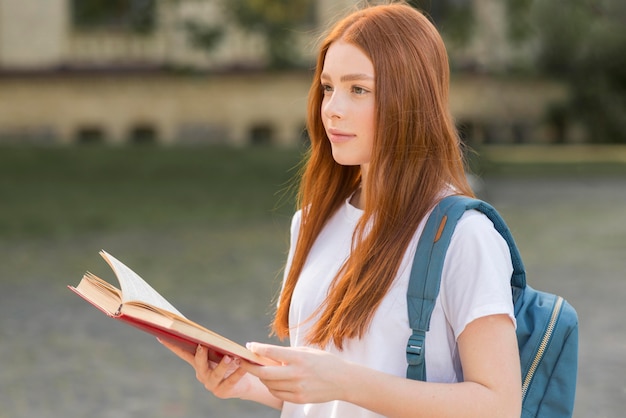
321, 83, 333, 94
352, 86, 369, 95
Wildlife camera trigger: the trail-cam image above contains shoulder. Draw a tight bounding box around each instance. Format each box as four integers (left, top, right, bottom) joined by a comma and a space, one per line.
452, 209, 509, 254
445, 209, 513, 280
290, 209, 303, 233
288, 210, 303, 248
440, 209, 515, 338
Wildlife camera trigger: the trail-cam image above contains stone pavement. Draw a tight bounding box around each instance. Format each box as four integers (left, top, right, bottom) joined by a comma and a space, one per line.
1, 176, 624, 417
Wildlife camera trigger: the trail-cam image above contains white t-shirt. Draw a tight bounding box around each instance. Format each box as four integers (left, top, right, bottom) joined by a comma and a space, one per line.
280, 196, 515, 418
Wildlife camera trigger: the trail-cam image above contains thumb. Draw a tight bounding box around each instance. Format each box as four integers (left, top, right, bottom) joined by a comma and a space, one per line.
246, 342, 295, 364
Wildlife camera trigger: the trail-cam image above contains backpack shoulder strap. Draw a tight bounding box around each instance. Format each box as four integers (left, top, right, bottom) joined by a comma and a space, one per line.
406, 195, 526, 381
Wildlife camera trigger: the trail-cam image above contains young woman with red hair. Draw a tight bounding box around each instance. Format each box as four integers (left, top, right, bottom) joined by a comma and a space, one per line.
162, 2, 522, 417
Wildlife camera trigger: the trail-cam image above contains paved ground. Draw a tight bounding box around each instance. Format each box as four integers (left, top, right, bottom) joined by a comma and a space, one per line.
1, 176, 625, 417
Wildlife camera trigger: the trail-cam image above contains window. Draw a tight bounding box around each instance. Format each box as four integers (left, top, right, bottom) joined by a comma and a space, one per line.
76, 126, 106, 144
249, 124, 274, 145
129, 124, 158, 145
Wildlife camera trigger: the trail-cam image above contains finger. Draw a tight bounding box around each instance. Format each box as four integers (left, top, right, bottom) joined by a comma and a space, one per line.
213, 355, 241, 380
194, 345, 218, 382
196, 347, 240, 388
246, 342, 297, 364
268, 386, 298, 402
262, 378, 306, 404
212, 366, 247, 399
222, 365, 247, 386
240, 359, 293, 382
195, 344, 209, 368
195, 347, 232, 373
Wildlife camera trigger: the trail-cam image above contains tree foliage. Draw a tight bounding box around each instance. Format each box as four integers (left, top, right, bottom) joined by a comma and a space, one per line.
408, 0, 474, 46
71, 0, 156, 34
509, 0, 626, 143
225, 0, 315, 69
183, 20, 224, 52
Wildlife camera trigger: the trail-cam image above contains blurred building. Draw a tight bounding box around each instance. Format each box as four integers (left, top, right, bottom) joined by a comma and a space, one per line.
0, 0, 567, 145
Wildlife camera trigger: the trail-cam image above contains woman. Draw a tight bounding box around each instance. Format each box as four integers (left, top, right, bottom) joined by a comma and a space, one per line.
162, 2, 522, 417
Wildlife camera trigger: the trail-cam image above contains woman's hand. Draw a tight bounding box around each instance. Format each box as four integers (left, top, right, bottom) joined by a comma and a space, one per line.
158, 339, 253, 400
241, 342, 349, 405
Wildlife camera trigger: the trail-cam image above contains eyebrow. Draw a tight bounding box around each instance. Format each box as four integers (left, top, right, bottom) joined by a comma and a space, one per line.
320, 72, 374, 82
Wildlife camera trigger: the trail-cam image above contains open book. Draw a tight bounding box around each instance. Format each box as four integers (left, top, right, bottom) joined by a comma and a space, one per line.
68, 250, 274, 366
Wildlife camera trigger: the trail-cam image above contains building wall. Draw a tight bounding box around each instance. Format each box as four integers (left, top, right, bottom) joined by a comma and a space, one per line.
0, 72, 311, 145
0, 0, 571, 146
0, 0, 67, 69
0, 71, 567, 146
0, 0, 526, 72
0, 0, 276, 70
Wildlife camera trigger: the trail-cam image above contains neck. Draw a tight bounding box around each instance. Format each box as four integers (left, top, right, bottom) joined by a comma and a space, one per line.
350, 186, 364, 209
350, 165, 368, 209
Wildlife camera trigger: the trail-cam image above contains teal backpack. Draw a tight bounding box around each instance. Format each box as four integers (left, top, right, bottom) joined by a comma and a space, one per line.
406, 195, 578, 417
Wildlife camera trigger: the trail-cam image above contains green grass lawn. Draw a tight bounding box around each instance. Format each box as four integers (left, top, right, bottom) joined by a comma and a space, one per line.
469, 144, 626, 178
0, 144, 305, 334
3, 144, 624, 240
0, 145, 303, 239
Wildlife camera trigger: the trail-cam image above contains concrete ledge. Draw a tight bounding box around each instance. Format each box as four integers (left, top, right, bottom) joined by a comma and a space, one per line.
478, 145, 626, 164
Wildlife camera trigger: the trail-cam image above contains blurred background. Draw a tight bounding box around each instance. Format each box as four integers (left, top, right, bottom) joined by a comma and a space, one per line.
0, 0, 624, 417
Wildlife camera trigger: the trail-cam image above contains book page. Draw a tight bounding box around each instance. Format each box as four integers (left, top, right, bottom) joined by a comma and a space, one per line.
100, 250, 185, 318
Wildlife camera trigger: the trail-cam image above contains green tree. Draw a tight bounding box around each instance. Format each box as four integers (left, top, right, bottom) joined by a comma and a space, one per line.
564, 2, 626, 143
508, 0, 626, 143
183, 20, 224, 53
408, 0, 475, 47
71, 0, 156, 34
225, 0, 315, 69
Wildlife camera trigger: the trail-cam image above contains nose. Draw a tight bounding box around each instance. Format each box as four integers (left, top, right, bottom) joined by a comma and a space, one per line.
322, 91, 344, 120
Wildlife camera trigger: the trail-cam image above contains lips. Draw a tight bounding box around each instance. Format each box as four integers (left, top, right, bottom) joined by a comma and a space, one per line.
327, 128, 355, 143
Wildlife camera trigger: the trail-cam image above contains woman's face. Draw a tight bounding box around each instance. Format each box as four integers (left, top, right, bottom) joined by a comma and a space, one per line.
321, 41, 376, 172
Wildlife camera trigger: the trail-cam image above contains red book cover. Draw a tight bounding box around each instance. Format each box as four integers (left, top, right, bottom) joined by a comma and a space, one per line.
68, 251, 276, 367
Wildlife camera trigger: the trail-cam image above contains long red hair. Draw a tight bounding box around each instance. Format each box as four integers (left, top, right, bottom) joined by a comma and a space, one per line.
272, 2, 474, 349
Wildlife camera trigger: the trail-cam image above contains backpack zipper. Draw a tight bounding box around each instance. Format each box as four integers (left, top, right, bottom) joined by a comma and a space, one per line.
521, 296, 564, 401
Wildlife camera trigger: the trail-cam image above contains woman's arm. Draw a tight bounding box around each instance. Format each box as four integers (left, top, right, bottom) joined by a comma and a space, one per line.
243, 313, 521, 418
158, 339, 283, 410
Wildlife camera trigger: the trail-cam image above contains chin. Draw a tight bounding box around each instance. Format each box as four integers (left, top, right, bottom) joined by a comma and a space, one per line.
331, 152, 356, 167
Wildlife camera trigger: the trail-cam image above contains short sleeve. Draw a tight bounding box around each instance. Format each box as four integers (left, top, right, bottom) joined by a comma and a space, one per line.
277, 210, 302, 307
439, 210, 515, 341
286, 210, 302, 267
